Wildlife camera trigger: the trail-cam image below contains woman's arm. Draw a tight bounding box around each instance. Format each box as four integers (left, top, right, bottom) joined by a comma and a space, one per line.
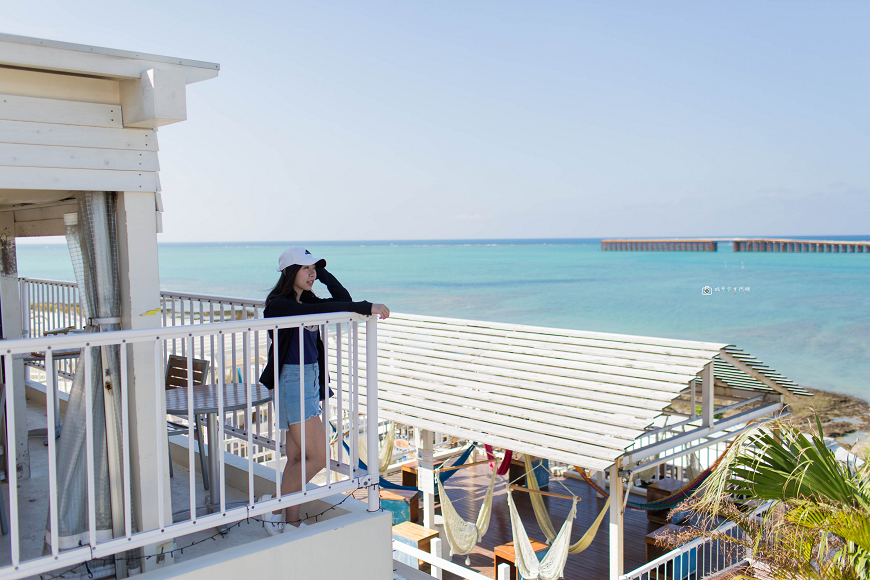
315, 267, 352, 302
265, 296, 372, 318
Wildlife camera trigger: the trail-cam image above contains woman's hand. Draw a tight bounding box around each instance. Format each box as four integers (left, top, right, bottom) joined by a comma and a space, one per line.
371, 304, 390, 320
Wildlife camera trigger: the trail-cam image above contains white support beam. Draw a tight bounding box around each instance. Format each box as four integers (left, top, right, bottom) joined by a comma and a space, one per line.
419, 428, 435, 531
701, 361, 714, 428
120, 69, 187, 129
0, 211, 29, 478
622, 401, 783, 466
609, 462, 623, 580
718, 350, 793, 398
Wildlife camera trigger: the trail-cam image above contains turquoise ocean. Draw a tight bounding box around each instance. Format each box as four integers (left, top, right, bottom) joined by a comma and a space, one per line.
16, 237, 870, 402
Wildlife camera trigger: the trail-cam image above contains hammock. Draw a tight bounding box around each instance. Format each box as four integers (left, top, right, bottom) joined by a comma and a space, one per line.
521, 455, 610, 554
508, 491, 577, 580
358, 421, 396, 475
576, 438, 737, 511
484, 444, 513, 475
436, 464, 498, 563
343, 435, 478, 493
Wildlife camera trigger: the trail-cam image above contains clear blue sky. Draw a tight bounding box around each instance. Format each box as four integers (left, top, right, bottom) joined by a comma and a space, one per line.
6, 1, 869, 241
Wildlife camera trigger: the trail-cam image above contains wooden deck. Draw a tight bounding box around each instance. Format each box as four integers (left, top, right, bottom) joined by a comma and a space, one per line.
381, 463, 662, 579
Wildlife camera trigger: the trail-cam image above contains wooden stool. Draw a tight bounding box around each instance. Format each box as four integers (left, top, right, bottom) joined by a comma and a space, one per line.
645, 524, 695, 580
494, 539, 549, 580
646, 478, 683, 524
400, 460, 443, 489
392, 521, 440, 573
380, 488, 419, 525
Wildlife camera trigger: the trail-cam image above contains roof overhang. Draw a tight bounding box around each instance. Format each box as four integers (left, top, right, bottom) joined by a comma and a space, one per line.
0, 33, 219, 84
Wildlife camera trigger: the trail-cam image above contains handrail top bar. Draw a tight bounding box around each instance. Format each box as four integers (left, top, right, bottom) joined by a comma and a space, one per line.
161, 290, 266, 306
1, 311, 371, 354
18, 277, 79, 286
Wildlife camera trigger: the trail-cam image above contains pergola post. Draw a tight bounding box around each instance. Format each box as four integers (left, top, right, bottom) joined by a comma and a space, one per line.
701, 361, 715, 428
609, 461, 624, 579
418, 428, 436, 530
0, 211, 30, 479
115, 191, 171, 570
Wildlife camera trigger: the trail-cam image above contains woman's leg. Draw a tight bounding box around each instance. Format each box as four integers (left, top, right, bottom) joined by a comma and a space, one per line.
273, 435, 301, 515
281, 414, 327, 525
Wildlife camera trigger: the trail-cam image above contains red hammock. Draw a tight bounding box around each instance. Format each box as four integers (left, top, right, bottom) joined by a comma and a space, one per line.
484, 445, 513, 475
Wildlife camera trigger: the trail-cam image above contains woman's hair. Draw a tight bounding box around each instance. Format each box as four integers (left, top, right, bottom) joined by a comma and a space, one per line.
266, 265, 317, 305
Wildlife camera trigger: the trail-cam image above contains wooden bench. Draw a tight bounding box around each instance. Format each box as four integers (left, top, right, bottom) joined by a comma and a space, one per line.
494, 539, 549, 580
392, 521, 440, 573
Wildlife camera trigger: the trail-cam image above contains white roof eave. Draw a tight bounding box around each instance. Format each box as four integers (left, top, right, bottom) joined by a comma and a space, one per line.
0, 33, 219, 84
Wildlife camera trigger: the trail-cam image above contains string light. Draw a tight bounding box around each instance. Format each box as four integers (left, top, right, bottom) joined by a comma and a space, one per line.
43, 494, 357, 580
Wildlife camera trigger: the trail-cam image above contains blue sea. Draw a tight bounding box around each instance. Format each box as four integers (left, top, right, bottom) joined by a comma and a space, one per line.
16, 237, 870, 402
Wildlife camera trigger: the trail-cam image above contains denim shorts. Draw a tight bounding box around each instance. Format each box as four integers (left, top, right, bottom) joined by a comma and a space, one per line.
278, 362, 321, 428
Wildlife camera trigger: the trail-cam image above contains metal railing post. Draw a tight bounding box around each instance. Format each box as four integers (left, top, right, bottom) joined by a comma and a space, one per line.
365, 318, 379, 512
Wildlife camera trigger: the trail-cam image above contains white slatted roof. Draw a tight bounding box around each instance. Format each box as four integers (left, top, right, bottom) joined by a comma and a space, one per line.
339, 313, 805, 472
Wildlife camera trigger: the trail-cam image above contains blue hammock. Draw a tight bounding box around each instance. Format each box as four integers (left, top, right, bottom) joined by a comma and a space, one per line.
339, 434, 477, 492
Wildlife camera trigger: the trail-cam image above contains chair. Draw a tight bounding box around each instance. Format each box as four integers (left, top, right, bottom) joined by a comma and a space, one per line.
165, 355, 211, 489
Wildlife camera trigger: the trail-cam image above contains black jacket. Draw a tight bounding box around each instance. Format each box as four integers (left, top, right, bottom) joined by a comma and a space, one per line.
259, 268, 372, 400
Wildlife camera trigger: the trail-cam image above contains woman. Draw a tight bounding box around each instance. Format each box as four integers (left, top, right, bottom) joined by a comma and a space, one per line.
258, 246, 389, 534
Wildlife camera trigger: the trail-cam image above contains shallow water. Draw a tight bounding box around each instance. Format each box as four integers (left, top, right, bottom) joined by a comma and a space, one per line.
16, 238, 870, 402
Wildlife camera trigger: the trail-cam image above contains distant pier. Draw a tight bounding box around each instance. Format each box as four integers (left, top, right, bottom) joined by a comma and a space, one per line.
601, 238, 869, 253
733, 239, 869, 253
601, 239, 718, 252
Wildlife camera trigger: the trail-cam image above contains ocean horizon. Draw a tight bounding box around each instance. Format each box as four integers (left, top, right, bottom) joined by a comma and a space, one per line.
16, 236, 870, 404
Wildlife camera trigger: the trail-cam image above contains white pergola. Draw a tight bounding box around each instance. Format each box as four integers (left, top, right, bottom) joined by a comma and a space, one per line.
350, 312, 807, 579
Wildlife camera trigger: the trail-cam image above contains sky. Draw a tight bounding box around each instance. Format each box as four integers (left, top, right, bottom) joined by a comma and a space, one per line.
5, 1, 869, 242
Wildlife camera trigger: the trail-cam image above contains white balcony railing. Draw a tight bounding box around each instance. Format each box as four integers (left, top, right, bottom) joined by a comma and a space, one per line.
1, 311, 379, 580
620, 501, 773, 580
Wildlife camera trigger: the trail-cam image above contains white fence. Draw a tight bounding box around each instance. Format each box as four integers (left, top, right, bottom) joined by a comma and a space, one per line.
1, 311, 379, 580
620, 501, 773, 580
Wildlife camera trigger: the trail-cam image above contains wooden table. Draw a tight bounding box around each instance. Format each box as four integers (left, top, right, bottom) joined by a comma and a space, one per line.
494, 539, 550, 580
646, 477, 684, 524
392, 521, 440, 573
165, 382, 272, 510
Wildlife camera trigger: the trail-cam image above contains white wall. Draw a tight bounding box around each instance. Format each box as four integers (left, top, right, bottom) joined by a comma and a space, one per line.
135, 504, 392, 580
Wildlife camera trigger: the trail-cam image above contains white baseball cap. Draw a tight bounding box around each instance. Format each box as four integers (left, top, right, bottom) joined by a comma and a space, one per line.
277, 246, 326, 272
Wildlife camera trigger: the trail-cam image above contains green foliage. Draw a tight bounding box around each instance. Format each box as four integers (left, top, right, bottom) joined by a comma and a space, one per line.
680, 415, 870, 579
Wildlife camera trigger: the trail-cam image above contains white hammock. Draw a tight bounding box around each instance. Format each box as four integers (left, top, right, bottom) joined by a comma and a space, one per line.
523, 454, 610, 555
507, 491, 577, 580
357, 422, 396, 475
436, 465, 498, 562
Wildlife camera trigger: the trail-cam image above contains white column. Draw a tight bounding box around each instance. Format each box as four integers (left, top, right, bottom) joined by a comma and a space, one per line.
115, 191, 170, 570
419, 428, 435, 530
0, 211, 30, 479
609, 462, 624, 580
365, 318, 379, 512
701, 362, 715, 429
